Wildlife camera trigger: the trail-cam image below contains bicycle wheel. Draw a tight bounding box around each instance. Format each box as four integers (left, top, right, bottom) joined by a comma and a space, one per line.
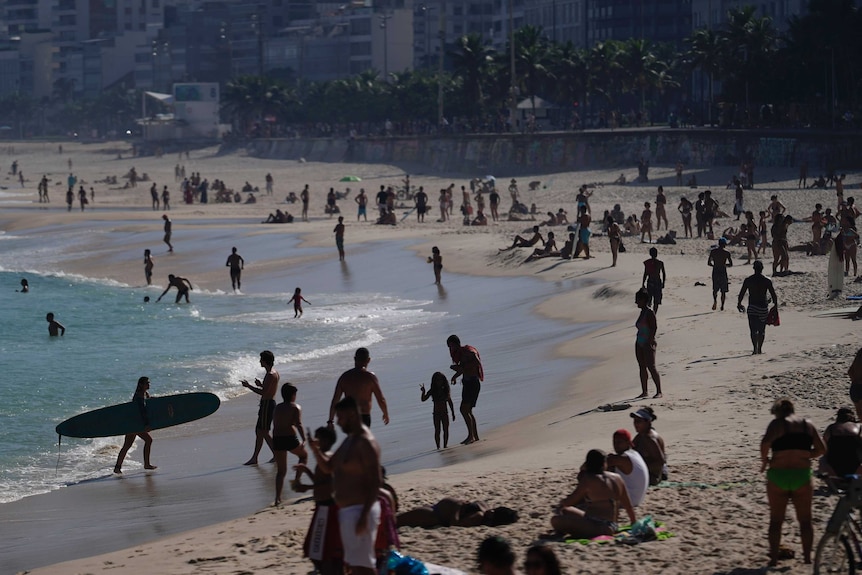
814, 529, 856, 575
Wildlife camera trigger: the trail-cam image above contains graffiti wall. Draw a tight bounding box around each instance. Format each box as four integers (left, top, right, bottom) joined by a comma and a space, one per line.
247, 130, 862, 176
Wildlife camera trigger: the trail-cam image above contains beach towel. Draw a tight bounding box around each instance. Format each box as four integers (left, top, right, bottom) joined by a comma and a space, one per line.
562, 517, 675, 545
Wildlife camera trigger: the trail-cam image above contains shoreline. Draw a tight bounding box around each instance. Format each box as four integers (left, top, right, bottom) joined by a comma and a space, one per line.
0, 141, 859, 574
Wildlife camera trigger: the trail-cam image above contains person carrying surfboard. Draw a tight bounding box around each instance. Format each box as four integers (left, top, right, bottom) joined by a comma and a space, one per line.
113, 377, 156, 474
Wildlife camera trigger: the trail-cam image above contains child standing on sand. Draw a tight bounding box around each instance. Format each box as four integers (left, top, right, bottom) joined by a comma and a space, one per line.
287, 287, 311, 318
420, 372, 455, 449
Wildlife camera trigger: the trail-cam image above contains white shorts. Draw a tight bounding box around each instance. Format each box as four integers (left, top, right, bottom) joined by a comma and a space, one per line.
338, 501, 381, 568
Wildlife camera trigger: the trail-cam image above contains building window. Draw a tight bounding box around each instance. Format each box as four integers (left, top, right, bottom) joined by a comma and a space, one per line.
350, 42, 371, 56
351, 17, 371, 35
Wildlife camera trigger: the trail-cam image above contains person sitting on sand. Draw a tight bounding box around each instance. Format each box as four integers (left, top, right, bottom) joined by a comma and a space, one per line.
501, 226, 544, 251
376, 210, 396, 226
472, 210, 488, 226
264, 209, 293, 224
613, 173, 627, 185
550, 449, 636, 538
555, 209, 569, 226
286, 191, 298, 203
525, 232, 559, 262
245, 193, 257, 204
624, 215, 640, 236
523, 544, 563, 575
611, 204, 625, 225
396, 497, 519, 528
819, 407, 862, 478
606, 429, 649, 507
537, 211, 557, 227
631, 407, 667, 485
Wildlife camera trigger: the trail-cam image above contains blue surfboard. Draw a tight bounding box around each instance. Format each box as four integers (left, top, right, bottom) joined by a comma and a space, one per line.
56, 392, 220, 438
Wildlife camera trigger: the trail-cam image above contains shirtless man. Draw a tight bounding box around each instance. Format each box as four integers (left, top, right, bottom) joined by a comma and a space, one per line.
655, 187, 668, 231
301, 185, 310, 221
355, 188, 368, 222
737, 260, 779, 355
334, 216, 346, 261
156, 274, 193, 303
310, 396, 381, 575
241, 350, 279, 465
641, 248, 666, 314
447, 334, 483, 445
328, 347, 390, 428
162, 214, 173, 252
226, 247, 245, 291
46, 312, 65, 336
500, 225, 544, 251
708, 237, 733, 310
271, 383, 307, 505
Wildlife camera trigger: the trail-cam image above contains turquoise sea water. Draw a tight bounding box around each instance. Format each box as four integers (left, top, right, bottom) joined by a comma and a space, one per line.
0, 218, 596, 512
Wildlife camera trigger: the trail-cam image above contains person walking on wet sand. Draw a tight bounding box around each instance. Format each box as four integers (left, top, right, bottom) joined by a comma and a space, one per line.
272, 383, 308, 505
78, 185, 88, 211
241, 350, 279, 465
162, 214, 173, 252
708, 238, 733, 310
421, 371, 456, 449
737, 260, 778, 355
334, 216, 346, 261
287, 287, 310, 318
156, 274, 193, 303
114, 376, 158, 474
641, 248, 666, 314
447, 334, 483, 444
328, 347, 390, 429
634, 289, 662, 398
65, 187, 74, 211
46, 312, 65, 336
161, 186, 170, 210
226, 247, 245, 291
150, 183, 159, 210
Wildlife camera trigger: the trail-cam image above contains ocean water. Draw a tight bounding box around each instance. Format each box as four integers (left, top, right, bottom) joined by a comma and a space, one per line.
0, 219, 597, 511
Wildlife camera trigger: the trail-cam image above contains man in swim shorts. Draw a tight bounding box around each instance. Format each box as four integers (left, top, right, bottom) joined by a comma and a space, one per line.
241, 350, 279, 465
162, 214, 173, 252
737, 260, 778, 355
329, 347, 390, 428
642, 247, 666, 314
226, 246, 245, 291
333, 216, 346, 261
327, 396, 381, 575
447, 334, 484, 445
708, 237, 733, 310
155, 274, 193, 303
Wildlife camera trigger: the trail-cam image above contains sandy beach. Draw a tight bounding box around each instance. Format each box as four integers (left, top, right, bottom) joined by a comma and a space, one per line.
2, 140, 860, 575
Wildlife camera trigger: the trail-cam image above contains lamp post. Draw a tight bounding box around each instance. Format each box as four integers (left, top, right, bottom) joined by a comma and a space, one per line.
379, 12, 392, 80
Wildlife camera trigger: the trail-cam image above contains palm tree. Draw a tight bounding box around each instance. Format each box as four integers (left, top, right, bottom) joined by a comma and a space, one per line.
548, 41, 588, 117
719, 6, 778, 124
619, 38, 660, 115
449, 33, 493, 119
586, 41, 622, 107
685, 28, 723, 124
514, 25, 551, 115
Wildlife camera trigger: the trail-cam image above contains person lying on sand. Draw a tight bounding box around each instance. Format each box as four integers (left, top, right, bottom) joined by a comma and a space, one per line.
500, 226, 543, 251
525, 232, 559, 262
396, 497, 518, 528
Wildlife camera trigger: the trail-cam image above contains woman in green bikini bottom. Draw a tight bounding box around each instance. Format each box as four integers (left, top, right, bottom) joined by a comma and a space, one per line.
760, 398, 826, 566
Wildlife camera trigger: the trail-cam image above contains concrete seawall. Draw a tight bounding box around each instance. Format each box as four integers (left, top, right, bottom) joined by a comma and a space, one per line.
247, 129, 862, 176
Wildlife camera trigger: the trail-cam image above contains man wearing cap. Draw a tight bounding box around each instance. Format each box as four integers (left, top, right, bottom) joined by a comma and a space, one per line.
328, 347, 390, 428
708, 238, 733, 311
607, 429, 650, 507
737, 260, 778, 355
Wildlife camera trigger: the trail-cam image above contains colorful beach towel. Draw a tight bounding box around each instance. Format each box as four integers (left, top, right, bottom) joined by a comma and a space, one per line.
563, 518, 675, 545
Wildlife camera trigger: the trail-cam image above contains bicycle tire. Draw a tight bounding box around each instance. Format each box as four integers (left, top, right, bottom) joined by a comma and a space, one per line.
814, 529, 856, 575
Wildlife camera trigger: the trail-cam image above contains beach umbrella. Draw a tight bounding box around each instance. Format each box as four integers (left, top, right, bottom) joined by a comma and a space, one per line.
484, 175, 495, 182
340, 175, 361, 182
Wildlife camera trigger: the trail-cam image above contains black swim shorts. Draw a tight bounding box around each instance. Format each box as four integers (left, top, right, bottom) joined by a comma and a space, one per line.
851, 383, 862, 403
273, 434, 301, 451
462, 376, 481, 408
256, 399, 276, 431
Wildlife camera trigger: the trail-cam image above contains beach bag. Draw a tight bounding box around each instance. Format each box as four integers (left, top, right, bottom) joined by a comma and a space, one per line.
766, 306, 780, 326
619, 241, 627, 253
630, 514, 657, 541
